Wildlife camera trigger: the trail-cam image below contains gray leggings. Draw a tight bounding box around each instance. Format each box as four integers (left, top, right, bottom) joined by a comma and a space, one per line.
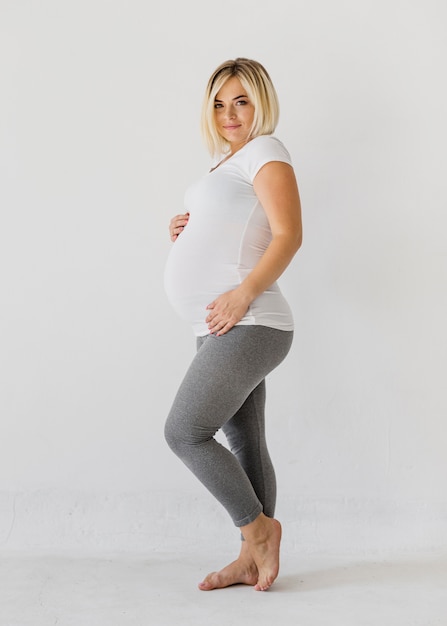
164, 325, 293, 527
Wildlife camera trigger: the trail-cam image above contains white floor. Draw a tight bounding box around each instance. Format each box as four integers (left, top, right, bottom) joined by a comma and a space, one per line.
1, 550, 446, 626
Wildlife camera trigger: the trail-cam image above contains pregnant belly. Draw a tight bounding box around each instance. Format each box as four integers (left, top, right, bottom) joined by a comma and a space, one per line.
164, 239, 240, 328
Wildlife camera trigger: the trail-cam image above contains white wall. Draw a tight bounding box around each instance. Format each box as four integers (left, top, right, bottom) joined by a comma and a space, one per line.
1, 0, 446, 555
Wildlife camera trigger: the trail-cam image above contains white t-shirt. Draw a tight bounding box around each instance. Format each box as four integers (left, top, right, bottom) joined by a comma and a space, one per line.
164, 135, 294, 337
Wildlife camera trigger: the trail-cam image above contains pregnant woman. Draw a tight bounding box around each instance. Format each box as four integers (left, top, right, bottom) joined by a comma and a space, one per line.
164, 57, 302, 592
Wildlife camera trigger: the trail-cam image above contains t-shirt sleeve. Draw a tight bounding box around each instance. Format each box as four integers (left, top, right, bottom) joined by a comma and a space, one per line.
243, 135, 293, 182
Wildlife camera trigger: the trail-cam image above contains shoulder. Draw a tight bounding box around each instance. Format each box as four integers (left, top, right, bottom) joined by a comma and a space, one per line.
242, 135, 293, 181
250, 134, 289, 149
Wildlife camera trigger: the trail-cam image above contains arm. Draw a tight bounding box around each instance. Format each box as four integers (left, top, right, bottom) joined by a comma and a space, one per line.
206, 161, 302, 336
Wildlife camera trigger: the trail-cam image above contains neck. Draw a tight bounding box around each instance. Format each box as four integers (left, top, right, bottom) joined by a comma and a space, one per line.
228, 137, 251, 156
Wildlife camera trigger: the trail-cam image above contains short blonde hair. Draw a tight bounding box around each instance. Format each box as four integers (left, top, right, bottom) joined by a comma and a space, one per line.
201, 58, 280, 157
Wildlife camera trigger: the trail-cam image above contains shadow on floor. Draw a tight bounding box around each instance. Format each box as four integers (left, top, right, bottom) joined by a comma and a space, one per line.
275, 555, 447, 593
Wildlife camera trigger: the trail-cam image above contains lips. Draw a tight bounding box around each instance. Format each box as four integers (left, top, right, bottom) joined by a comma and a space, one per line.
223, 125, 241, 130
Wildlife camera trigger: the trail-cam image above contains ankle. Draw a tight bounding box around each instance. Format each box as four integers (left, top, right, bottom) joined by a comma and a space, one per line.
241, 514, 272, 544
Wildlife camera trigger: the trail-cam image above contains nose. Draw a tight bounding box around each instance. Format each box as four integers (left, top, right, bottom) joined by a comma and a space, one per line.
225, 104, 236, 119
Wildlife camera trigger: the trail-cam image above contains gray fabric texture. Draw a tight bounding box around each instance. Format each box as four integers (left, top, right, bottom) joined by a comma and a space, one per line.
165, 325, 293, 527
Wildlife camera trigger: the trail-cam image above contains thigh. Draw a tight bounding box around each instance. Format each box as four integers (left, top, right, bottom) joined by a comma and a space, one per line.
172, 326, 292, 434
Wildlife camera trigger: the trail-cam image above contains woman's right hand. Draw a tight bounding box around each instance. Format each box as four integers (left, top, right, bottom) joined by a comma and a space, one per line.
169, 213, 189, 242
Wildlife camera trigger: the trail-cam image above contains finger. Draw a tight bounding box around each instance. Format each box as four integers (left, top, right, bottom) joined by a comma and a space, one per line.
205, 307, 218, 324
216, 321, 234, 336
208, 318, 227, 333
170, 213, 188, 223
169, 215, 189, 233
170, 222, 187, 240
207, 317, 218, 332
175, 215, 189, 227
207, 321, 217, 332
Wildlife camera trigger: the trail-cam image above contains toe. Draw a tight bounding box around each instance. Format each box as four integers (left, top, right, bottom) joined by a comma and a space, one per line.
198, 573, 217, 591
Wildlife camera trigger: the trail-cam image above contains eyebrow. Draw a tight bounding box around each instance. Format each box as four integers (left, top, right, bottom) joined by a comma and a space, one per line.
214, 94, 248, 102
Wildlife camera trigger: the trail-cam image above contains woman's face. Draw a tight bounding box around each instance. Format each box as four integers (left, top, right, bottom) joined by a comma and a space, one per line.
214, 76, 255, 151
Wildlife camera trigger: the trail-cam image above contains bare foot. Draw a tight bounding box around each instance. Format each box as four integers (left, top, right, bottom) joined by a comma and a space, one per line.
242, 515, 282, 591
198, 543, 258, 591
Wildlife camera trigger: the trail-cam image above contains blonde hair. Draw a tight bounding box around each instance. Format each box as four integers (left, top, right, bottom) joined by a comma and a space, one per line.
201, 58, 280, 157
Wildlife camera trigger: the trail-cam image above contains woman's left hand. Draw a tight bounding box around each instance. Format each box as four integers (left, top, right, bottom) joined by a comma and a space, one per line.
205, 289, 252, 336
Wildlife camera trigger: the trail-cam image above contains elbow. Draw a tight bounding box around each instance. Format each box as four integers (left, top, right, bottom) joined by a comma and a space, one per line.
274, 228, 302, 256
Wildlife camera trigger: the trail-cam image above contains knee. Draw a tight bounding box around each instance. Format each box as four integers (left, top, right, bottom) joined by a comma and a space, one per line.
164, 409, 212, 455
164, 414, 180, 454
164, 412, 195, 456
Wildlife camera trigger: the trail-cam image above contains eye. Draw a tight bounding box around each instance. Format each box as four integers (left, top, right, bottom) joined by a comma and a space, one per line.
214, 102, 223, 109
236, 99, 248, 105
